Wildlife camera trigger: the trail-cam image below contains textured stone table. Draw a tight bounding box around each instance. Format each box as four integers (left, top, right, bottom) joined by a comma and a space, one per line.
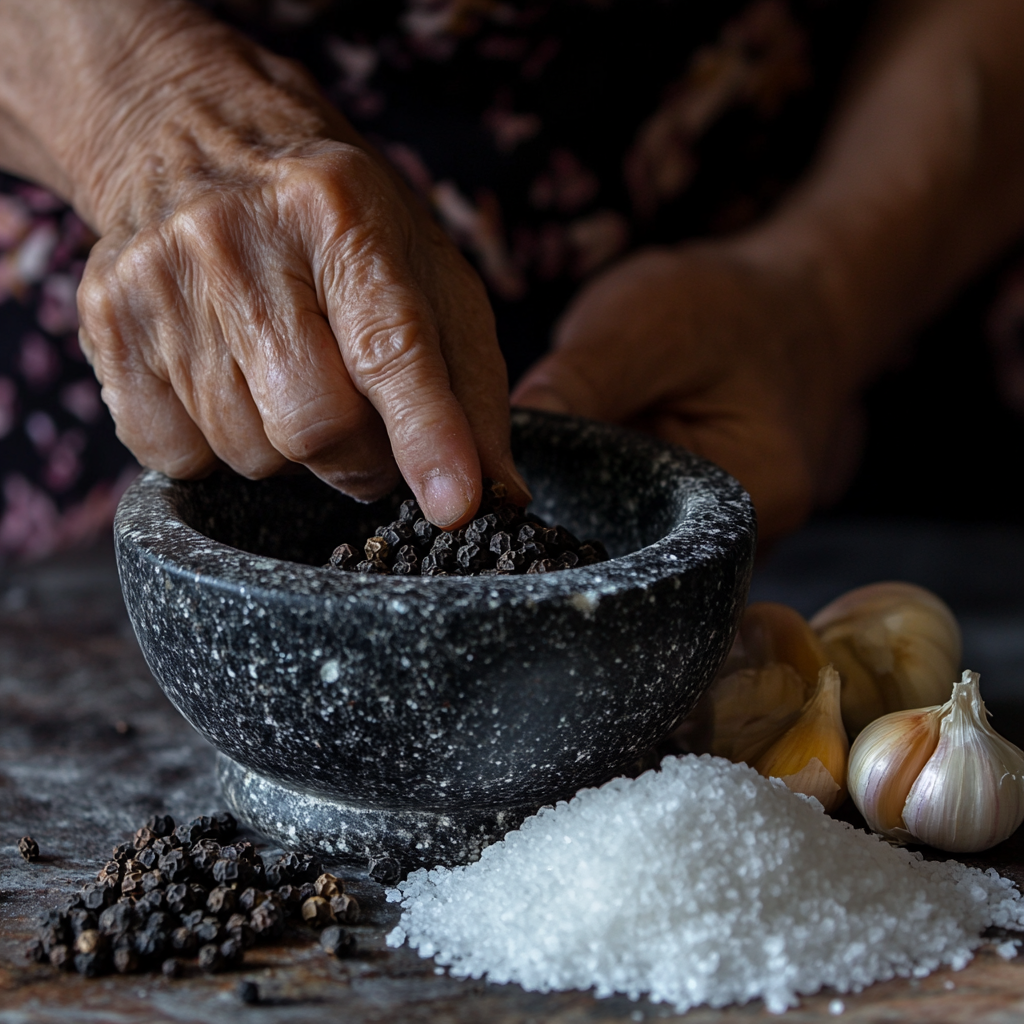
3, 523, 1024, 1023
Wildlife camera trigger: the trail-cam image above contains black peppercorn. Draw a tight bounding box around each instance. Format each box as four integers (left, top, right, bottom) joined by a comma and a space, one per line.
136, 889, 166, 916
133, 827, 156, 850
74, 950, 110, 977
170, 926, 198, 954
48, 944, 73, 971
313, 873, 342, 899
206, 885, 238, 917
330, 893, 360, 924
141, 870, 165, 893
276, 884, 302, 914
212, 811, 238, 839
113, 946, 139, 974
368, 854, 401, 884
226, 913, 256, 949
74, 929, 106, 956
328, 542, 360, 570
68, 909, 98, 937
219, 936, 244, 969
164, 882, 192, 916
18, 836, 40, 862
158, 849, 189, 883
212, 858, 243, 885
235, 979, 261, 1005
181, 909, 205, 931
193, 916, 223, 944
111, 842, 134, 863
250, 900, 284, 939
173, 822, 202, 846
98, 903, 133, 937
81, 883, 115, 911
238, 887, 265, 914
135, 847, 158, 871
197, 943, 224, 974
145, 814, 175, 838
300, 896, 334, 928
161, 957, 183, 979
319, 924, 357, 958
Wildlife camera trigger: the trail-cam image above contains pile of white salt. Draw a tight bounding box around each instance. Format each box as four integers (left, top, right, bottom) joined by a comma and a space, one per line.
387, 755, 1024, 1013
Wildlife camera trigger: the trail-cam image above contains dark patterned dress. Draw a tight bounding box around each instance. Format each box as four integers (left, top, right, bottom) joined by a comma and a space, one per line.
0, 0, 900, 558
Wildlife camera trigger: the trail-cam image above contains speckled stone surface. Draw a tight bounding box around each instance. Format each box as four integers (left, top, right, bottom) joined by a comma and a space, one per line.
113, 410, 756, 870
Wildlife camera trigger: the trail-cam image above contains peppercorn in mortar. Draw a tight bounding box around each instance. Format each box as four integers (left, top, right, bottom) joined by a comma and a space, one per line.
326, 480, 609, 577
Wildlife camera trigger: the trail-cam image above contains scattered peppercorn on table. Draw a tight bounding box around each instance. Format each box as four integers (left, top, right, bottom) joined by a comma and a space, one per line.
4, 526, 1024, 1022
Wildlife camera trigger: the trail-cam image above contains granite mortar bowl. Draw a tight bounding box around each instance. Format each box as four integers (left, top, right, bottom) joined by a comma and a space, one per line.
114, 409, 756, 873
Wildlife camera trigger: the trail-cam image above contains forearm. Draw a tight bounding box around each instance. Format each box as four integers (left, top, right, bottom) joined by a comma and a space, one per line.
745, 0, 1024, 384
0, 0, 352, 233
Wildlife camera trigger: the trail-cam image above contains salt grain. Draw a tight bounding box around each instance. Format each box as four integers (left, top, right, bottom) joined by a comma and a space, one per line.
387, 756, 1024, 1014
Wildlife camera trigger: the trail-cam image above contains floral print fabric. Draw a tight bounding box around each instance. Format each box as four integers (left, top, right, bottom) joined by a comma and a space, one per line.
1, 0, 869, 559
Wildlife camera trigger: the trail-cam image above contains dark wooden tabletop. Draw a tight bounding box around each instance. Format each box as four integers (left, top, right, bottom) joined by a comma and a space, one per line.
4, 523, 1024, 1023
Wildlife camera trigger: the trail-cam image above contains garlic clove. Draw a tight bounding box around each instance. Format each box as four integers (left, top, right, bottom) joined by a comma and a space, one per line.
901, 670, 1024, 853
847, 705, 943, 839
810, 582, 961, 736
753, 665, 849, 812
725, 602, 829, 685
696, 663, 808, 765
684, 602, 828, 761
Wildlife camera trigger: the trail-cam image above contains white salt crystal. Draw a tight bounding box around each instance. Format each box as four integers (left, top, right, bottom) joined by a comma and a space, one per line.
387, 756, 1024, 1014
828, 999, 845, 1015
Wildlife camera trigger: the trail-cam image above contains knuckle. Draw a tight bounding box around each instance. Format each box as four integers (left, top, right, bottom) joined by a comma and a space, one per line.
350, 317, 435, 391
264, 397, 375, 465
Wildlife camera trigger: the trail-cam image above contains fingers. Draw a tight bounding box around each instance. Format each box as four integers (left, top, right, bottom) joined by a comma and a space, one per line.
512, 250, 693, 422
324, 243, 484, 527
77, 247, 219, 479
80, 329, 217, 479
426, 246, 532, 507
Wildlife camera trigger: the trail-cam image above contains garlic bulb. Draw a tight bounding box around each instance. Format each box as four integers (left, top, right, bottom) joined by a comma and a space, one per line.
810, 582, 961, 736
687, 603, 828, 764
753, 665, 849, 812
848, 670, 1024, 852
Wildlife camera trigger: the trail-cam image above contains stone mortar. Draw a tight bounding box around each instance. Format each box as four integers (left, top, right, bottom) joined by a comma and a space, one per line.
114, 410, 756, 872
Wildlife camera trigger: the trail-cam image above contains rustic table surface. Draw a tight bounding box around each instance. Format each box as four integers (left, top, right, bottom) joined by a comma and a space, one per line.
4, 520, 1024, 1024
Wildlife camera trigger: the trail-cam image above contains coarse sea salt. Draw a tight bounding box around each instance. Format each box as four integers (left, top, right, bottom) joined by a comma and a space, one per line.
386, 755, 1024, 1014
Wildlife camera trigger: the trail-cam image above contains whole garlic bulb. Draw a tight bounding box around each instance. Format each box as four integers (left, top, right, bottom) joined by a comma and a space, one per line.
753, 665, 849, 812
848, 670, 1024, 852
810, 582, 961, 736
687, 603, 828, 764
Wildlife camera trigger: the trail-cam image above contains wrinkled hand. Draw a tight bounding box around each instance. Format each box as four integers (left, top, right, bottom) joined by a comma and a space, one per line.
512, 243, 862, 540
72, 7, 525, 527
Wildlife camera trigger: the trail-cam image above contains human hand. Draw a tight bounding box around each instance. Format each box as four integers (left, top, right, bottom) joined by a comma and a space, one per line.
511, 242, 863, 540
33, 2, 525, 527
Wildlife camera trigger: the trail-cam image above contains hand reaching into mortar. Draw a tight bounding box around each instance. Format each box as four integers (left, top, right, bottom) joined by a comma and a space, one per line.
0, 0, 527, 529
5, 0, 1024, 542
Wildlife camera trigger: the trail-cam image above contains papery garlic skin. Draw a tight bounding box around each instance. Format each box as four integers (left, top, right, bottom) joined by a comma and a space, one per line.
810, 582, 961, 736
847, 706, 943, 839
754, 665, 849, 812
686, 603, 827, 763
697, 663, 807, 764
901, 671, 1024, 853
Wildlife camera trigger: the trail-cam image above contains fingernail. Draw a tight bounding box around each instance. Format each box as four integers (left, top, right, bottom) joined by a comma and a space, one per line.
511, 387, 570, 415
422, 470, 474, 527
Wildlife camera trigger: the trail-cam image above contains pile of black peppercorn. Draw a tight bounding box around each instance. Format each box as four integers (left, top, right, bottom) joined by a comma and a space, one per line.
24, 812, 360, 978
326, 479, 609, 577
